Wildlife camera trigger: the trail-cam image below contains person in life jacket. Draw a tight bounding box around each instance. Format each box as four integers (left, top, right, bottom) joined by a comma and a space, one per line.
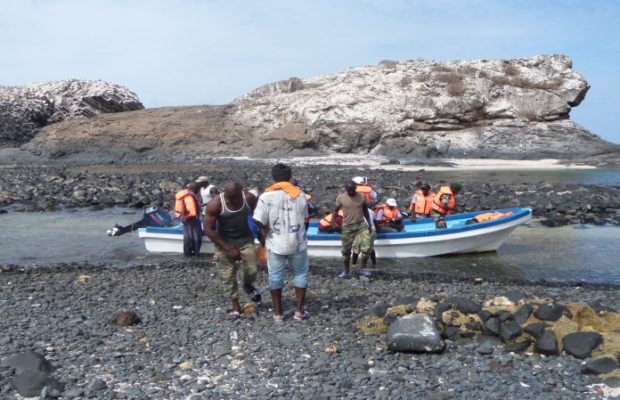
374, 198, 405, 233
409, 183, 435, 222
174, 182, 202, 256
292, 178, 319, 229
318, 210, 344, 233
353, 176, 378, 204
431, 181, 463, 229
465, 211, 513, 225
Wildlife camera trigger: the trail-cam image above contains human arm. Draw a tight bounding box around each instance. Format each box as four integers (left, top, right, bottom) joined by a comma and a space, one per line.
204, 197, 240, 259
362, 202, 372, 233
252, 194, 268, 247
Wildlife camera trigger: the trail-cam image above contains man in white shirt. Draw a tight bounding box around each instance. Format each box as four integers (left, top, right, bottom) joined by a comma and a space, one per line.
195, 176, 216, 214
253, 163, 310, 322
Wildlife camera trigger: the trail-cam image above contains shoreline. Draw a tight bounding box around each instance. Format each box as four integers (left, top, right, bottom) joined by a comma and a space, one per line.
1, 261, 619, 399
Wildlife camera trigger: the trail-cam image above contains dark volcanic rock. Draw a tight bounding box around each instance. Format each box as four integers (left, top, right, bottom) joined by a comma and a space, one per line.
11, 370, 63, 397
1, 351, 53, 373
534, 303, 565, 321
523, 323, 547, 339
111, 310, 141, 326
581, 357, 618, 375
535, 330, 559, 356
499, 320, 522, 343
513, 304, 533, 325
447, 296, 482, 314
562, 332, 604, 359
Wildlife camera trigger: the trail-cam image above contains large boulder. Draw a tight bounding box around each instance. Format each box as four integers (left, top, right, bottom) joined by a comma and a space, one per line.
386, 313, 445, 353
562, 332, 603, 359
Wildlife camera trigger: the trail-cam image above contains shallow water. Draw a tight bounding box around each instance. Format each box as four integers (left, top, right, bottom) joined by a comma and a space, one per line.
0, 207, 618, 285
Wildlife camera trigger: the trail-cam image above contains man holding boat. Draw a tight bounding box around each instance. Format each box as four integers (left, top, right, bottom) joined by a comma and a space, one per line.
431, 182, 463, 228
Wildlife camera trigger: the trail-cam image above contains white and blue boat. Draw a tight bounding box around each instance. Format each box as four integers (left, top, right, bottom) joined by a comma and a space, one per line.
138, 207, 531, 258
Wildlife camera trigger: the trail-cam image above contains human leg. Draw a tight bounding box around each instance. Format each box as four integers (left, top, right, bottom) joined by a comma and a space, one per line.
290, 249, 309, 318
267, 250, 288, 318
339, 223, 359, 277
188, 218, 202, 255
183, 222, 194, 256
214, 246, 241, 313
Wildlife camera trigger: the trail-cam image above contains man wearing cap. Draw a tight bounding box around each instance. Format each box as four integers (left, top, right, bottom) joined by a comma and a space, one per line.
431, 182, 463, 229
332, 181, 373, 278
375, 198, 404, 233
253, 163, 310, 321
409, 183, 435, 222
195, 176, 216, 214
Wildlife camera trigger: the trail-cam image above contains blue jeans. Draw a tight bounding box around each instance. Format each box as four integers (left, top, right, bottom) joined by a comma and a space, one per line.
267, 249, 309, 290
183, 217, 202, 256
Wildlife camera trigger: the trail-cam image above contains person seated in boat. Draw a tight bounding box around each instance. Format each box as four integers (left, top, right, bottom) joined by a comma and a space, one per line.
409, 183, 435, 222
431, 182, 463, 229
374, 198, 405, 233
196, 176, 216, 214
292, 178, 319, 230
353, 176, 378, 205
106, 205, 175, 237
318, 209, 343, 233
465, 210, 513, 225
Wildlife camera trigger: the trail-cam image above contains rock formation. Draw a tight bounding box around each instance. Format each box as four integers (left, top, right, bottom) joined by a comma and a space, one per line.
11, 55, 620, 162
0, 80, 143, 146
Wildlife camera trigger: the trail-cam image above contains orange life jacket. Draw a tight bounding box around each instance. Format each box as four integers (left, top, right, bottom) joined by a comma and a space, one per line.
319, 210, 344, 229
374, 204, 400, 226
431, 186, 457, 215
356, 185, 375, 203
174, 189, 199, 219
474, 211, 513, 223
410, 190, 435, 216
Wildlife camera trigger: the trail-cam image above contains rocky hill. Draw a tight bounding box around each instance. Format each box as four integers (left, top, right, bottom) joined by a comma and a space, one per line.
8, 55, 620, 163
0, 80, 143, 146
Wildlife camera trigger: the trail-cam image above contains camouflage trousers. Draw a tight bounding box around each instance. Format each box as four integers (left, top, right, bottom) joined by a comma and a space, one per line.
341, 222, 371, 261
214, 242, 258, 301
353, 230, 375, 254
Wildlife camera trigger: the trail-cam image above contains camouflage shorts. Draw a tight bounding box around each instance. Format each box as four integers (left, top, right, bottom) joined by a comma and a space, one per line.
213, 242, 258, 301
341, 222, 371, 261
353, 230, 375, 253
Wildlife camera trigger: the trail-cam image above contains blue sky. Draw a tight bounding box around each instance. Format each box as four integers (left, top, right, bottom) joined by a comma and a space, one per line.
2, 0, 619, 144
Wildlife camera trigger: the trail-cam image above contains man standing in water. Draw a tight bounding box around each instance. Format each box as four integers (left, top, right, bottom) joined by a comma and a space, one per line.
331, 181, 373, 278
204, 181, 261, 320
254, 163, 310, 322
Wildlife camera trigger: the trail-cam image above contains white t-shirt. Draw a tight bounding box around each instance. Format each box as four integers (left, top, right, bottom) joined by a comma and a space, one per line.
253, 190, 308, 255
199, 185, 215, 211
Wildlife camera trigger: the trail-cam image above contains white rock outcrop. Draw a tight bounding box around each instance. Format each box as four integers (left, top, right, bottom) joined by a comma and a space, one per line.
231, 54, 609, 158
0, 80, 143, 145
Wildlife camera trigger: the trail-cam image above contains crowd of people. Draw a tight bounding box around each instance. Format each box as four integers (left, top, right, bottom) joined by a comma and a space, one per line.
169, 164, 463, 322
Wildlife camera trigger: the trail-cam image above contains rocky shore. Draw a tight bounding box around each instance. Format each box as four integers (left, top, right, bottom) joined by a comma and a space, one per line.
1, 162, 619, 227
1, 261, 619, 399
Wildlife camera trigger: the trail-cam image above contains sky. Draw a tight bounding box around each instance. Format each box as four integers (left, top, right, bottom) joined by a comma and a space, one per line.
1, 0, 619, 144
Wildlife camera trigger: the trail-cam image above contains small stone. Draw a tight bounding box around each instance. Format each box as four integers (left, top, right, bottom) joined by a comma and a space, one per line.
513, 304, 533, 325
523, 323, 546, 339
482, 317, 500, 336
499, 320, 522, 343
88, 378, 107, 391
111, 310, 141, 326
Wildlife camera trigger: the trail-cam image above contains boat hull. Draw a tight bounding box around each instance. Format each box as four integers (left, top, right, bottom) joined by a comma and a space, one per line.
138, 208, 531, 258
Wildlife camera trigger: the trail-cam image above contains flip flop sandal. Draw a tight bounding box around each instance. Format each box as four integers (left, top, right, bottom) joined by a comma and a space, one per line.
294, 311, 310, 321
273, 314, 284, 322
227, 310, 241, 321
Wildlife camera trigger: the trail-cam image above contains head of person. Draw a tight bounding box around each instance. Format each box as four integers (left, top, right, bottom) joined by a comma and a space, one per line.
223, 181, 244, 202
272, 163, 292, 183
345, 181, 357, 196
420, 183, 431, 195
450, 182, 463, 194
187, 182, 200, 194
386, 198, 398, 209
352, 176, 366, 186
209, 186, 220, 196
195, 176, 210, 188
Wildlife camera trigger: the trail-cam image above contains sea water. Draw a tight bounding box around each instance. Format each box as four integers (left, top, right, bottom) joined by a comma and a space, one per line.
0, 207, 618, 285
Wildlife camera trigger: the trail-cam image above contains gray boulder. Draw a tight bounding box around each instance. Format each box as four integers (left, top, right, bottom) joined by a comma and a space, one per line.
1, 351, 53, 373
581, 356, 618, 375
11, 370, 63, 397
534, 303, 565, 321
562, 332, 603, 359
386, 313, 444, 353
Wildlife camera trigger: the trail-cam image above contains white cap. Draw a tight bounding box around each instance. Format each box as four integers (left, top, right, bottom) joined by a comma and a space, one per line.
195, 176, 209, 183
352, 176, 365, 185
386, 198, 397, 207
